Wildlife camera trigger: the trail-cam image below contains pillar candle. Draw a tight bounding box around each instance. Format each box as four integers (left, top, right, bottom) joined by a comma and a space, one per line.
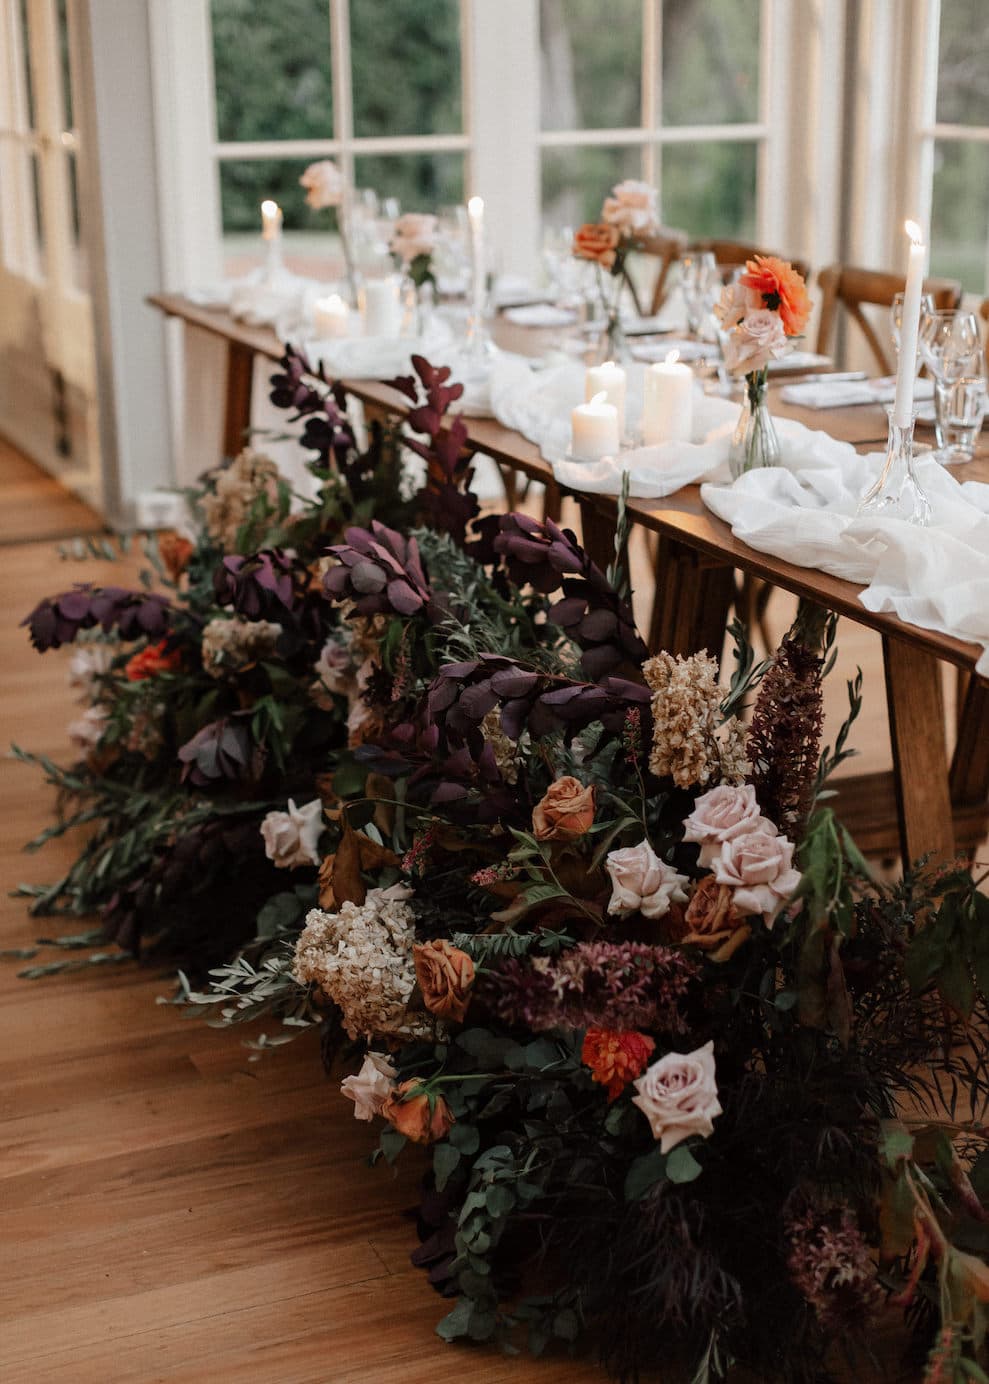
571, 391, 620, 462
892, 220, 927, 429
359, 276, 402, 337
313, 293, 349, 339
585, 360, 627, 434
642, 350, 693, 445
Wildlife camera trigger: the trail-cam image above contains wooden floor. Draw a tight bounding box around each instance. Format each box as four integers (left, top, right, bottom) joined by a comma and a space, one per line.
0, 434, 104, 547
0, 453, 925, 1383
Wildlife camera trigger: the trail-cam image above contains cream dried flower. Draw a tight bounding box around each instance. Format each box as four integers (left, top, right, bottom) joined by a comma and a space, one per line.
292, 887, 436, 1042
202, 449, 279, 550
481, 708, 522, 785
67, 642, 116, 703
201, 617, 282, 678
643, 651, 724, 789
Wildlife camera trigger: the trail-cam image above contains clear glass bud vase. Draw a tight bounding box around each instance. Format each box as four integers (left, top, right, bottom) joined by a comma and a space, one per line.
598, 307, 630, 365
729, 369, 780, 480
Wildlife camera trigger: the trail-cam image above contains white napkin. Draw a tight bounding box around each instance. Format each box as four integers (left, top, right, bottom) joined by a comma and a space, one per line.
503, 303, 578, 328
631, 339, 719, 364
186, 282, 235, 309
300, 317, 457, 382
780, 376, 934, 410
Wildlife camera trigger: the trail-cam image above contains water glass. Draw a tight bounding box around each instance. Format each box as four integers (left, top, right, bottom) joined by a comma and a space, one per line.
934, 374, 987, 462
889, 291, 935, 354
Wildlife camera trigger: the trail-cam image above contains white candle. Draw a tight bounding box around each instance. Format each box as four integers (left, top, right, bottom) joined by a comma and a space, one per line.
313, 293, 349, 339
892, 219, 927, 429
467, 195, 486, 325
260, 199, 282, 242
642, 350, 693, 445
585, 360, 627, 434
571, 391, 620, 462
359, 276, 402, 337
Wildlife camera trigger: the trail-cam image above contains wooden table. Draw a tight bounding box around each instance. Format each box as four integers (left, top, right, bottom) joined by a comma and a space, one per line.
148, 292, 989, 865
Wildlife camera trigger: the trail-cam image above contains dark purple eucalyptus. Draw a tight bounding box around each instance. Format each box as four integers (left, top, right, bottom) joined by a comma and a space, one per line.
23, 585, 171, 652
213, 549, 308, 621
323, 521, 436, 619
387, 355, 479, 545
177, 718, 256, 787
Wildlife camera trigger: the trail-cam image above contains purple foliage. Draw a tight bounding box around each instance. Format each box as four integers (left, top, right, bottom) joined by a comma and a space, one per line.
213, 549, 305, 620
323, 521, 435, 619
177, 718, 256, 787
386, 355, 479, 544
23, 585, 171, 652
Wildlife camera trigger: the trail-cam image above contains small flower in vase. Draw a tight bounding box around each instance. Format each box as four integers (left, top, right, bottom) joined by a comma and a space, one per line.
390, 213, 438, 334
572, 179, 659, 362
715, 256, 812, 479
300, 158, 356, 301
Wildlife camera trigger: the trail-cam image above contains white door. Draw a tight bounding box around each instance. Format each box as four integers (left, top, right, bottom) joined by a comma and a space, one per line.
0, 0, 100, 505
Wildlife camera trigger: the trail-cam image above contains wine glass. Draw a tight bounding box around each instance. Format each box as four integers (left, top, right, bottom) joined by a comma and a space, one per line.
889, 291, 935, 356
919, 309, 983, 452
679, 251, 718, 334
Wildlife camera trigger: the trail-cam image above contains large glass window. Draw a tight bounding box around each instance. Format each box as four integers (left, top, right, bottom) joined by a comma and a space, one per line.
539, 0, 767, 241
209, 0, 468, 275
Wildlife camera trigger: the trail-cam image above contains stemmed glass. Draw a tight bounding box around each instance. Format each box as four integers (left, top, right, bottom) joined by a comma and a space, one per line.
680, 251, 718, 334
918, 309, 984, 457
889, 291, 935, 357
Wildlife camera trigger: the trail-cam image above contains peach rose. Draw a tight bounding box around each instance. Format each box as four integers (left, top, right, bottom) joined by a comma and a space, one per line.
601, 179, 658, 237
573, 222, 621, 270
740, 255, 811, 336
712, 826, 802, 923
714, 280, 762, 330
723, 309, 788, 375
532, 776, 597, 841
300, 158, 344, 210
681, 876, 752, 962
157, 531, 194, 582
681, 784, 769, 868
631, 1040, 722, 1153
260, 797, 324, 869
381, 1081, 455, 1145
605, 839, 689, 920
390, 212, 438, 265
340, 1051, 397, 1121
413, 939, 475, 1023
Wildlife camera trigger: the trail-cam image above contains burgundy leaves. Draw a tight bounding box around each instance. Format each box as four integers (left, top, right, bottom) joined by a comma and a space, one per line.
492, 514, 647, 680
23, 585, 171, 652
387, 354, 478, 545
323, 521, 435, 619
177, 718, 256, 787
269, 346, 355, 466
214, 550, 305, 620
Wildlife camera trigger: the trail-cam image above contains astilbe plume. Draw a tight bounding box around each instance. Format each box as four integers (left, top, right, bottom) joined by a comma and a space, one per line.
493, 513, 648, 679
323, 521, 437, 619
427, 654, 652, 755
746, 635, 825, 837
784, 1201, 884, 1332
479, 940, 699, 1033
387, 354, 479, 544
23, 585, 171, 652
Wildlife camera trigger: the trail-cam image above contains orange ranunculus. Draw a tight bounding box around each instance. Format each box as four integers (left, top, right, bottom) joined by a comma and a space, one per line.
124, 639, 181, 682
582, 1028, 656, 1102
573, 222, 621, 271
380, 1081, 455, 1145
740, 255, 811, 336
157, 531, 194, 582
532, 776, 597, 842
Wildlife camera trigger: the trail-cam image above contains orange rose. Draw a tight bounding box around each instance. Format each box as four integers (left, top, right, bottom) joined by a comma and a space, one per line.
380, 1081, 455, 1144
740, 255, 811, 336
681, 876, 752, 962
532, 776, 597, 841
582, 1028, 655, 1102
157, 531, 194, 582
124, 639, 181, 682
573, 222, 621, 270
413, 940, 475, 1023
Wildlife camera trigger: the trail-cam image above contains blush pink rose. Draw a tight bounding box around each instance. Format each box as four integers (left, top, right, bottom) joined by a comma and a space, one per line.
724, 309, 788, 375
631, 1041, 722, 1153
681, 784, 770, 868
605, 840, 689, 920
712, 826, 802, 922
300, 159, 344, 210
601, 179, 658, 236
260, 797, 324, 869
340, 1051, 397, 1121
714, 280, 762, 330
390, 212, 438, 264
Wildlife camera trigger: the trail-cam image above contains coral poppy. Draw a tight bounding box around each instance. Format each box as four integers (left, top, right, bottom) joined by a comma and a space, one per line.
740, 255, 811, 336
582, 1027, 656, 1102
124, 639, 181, 681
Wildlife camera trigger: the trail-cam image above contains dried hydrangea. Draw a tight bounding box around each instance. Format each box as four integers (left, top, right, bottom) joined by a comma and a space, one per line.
481, 708, 522, 785
201, 617, 282, 678
292, 886, 436, 1042
643, 651, 745, 788
202, 448, 279, 550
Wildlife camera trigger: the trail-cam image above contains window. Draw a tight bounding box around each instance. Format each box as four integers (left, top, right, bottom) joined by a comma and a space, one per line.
538, 0, 766, 241
922, 0, 989, 293
209, 0, 469, 275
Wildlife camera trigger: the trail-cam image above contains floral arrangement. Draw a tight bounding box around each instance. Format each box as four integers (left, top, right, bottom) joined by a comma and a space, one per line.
572, 179, 660, 358
300, 157, 356, 299
390, 212, 438, 290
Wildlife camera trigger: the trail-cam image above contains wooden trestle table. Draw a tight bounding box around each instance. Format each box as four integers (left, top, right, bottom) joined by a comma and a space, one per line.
148, 292, 989, 867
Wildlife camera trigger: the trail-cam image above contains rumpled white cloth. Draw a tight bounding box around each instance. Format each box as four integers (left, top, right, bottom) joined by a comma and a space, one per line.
781, 375, 934, 410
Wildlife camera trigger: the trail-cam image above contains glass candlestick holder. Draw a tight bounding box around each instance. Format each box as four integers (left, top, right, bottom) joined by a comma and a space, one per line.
857, 407, 932, 526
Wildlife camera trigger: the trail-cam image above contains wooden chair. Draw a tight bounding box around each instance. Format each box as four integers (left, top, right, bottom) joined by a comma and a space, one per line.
623, 226, 689, 316
979, 297, 989, 368
689, 238, 811, 286
816, 265, 962, 375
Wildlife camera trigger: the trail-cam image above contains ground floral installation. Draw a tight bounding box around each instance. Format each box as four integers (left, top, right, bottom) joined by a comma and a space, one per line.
15, 353, 989, 1383
14, 349, 478, 976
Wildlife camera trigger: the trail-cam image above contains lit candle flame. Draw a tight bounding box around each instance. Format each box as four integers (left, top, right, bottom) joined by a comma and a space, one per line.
467, 195, 484, 221
905, 219, 923, 245
261, 199, 279, 219
665, 349, 681, 366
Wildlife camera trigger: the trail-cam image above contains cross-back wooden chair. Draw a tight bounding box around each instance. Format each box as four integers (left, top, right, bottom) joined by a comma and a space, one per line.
816, 265, 962, 375
689, 238, 811, 286
622, 226, 689, 316
979, 297, 989, 368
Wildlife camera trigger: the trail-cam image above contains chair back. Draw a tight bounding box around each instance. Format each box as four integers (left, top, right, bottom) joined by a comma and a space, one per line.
689, 238, 811, 286
623, 226, 688, 316
816, 264, 962, 374
979, 297, 989, 369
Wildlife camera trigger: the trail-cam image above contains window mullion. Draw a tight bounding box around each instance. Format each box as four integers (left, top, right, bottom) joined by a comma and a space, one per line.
329, 0, 353, 194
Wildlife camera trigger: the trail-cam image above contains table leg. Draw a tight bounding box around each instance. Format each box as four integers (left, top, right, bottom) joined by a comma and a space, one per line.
882, 634, 956, 865
950, 677, 989, 810
223, 341, 255, 458
648, 536, 736, 660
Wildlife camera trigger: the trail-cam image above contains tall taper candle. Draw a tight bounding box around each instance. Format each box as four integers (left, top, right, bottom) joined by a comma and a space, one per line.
467, 195, 486, 328
892, 220, 926, 429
